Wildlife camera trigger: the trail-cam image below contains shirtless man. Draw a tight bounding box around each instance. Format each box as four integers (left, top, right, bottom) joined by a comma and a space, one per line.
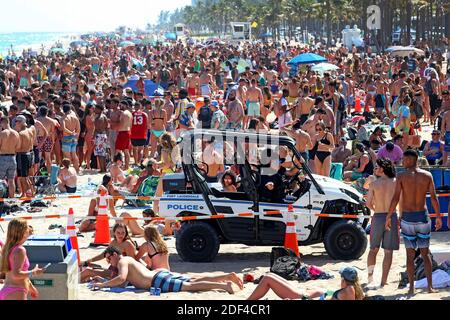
0, 116, 21, 198
281, 121, 313, 162
440, 101, 450, 165
187, 72, 199, 98
390, 72, 408, 108
61, 104, 80, 173
93, 104, 109, 173
296, 86, 315, 125
374, 74, 390, 118
31, 117, 47, 177
116, 100, 133, 170
36, 106, 59, 175
225, 90, 244, 131
315, 97, 335, 133
14, 115, 36, 197
16, 63, 33, 89
198, 68, 214, 96
246, 79, 264, 121
386, 150, 442, 295
91, 246, 243, 294
366, 158, 399, 288
109, 98, 121, 159
287, 78, 300, 105
201, 138, 224, 183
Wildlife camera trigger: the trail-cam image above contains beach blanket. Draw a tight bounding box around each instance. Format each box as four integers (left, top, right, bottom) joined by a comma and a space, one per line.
413, 270, 450, 289
87, 283, 146, 294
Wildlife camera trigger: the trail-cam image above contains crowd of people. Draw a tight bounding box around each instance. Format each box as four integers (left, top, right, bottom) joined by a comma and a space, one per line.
0, 34, 449, 300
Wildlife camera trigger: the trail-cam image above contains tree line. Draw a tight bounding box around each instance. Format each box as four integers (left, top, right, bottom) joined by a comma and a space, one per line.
156, 0, 449, 48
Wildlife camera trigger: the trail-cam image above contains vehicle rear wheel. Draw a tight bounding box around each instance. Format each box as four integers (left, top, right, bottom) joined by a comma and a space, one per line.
176, 222, 220, 262
324, 220, 367, 260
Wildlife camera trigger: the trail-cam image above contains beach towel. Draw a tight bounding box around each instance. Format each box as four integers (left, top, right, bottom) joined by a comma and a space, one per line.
413, 270, 450, 289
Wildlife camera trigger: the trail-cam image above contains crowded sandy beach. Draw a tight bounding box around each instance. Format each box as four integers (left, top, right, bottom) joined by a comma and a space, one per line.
0, 0, 449, 304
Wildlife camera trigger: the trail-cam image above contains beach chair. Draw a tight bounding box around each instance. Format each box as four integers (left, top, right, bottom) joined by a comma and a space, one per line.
120, 176, 160, 208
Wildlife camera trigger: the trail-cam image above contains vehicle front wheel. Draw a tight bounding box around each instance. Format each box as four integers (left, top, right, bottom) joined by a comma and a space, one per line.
324, 220, 367, 260
175, 222, 220, 262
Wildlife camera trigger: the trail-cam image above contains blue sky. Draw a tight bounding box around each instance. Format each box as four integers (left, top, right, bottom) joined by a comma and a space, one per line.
0, 0, 191, 33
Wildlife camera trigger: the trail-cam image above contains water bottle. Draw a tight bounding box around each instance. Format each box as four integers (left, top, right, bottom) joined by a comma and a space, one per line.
155, 288, 161, 296
150, 287, 155, 295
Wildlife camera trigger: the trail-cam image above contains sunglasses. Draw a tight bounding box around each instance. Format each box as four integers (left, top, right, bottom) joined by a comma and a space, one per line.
432, 132, 440, 135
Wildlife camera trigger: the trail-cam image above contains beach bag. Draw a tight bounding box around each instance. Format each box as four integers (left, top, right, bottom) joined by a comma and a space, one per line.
270, 247, 301, 281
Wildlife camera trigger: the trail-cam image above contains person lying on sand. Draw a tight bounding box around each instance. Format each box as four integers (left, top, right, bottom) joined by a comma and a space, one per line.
80, 223, 137, 283
90, 246, 243, 294
247, 267, 364, 300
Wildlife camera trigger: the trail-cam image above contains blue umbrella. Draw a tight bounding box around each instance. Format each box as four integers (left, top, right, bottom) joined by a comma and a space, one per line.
288, 53, 327, 66
164, 32, 177, 41
123, 80, 163, 97
119, 41, 135, 48
70, 40, 89, 47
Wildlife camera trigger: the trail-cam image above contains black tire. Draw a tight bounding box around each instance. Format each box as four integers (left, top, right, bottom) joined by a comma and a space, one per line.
324, 220, 367, 260
176, 222, 220, 262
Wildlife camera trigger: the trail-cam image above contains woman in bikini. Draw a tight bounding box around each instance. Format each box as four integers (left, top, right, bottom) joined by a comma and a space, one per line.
0, 219, 45, 300
57, 158, 77, 194
80, 223, 137, 283
83, 104, 95, 170
79, 185, 117, 233
149, 99, 167, 158
136, 225, 170, 271
262, 86, 272, 119
312, 121, 334, 177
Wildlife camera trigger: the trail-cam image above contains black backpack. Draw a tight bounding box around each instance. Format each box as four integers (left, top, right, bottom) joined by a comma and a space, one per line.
270, 247, 301, 281
338, 94, 347, 112
198, 106, 212, 128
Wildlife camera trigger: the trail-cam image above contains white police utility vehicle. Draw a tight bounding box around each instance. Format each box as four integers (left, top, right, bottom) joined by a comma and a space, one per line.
159, 130, 369, 262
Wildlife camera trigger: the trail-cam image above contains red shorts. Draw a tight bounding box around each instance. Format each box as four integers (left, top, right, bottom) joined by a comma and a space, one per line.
188, 87, 197, 97
116, 131, 131, 151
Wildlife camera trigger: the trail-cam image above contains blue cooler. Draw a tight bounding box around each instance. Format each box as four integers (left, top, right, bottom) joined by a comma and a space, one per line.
426, 192, 450, 232
26, 234, 72, 253
429, 168, 443, 189
444, 169, 450, 187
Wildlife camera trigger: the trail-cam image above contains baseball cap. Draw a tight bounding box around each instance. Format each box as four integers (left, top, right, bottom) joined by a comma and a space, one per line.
186, 103, 195, 109
211, 100, 219, 107
340, 267, 358, 283
15, 115, 27, 123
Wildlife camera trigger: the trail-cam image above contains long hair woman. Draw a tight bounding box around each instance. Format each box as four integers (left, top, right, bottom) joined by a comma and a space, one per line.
312, 121, 334, 177
0, 219, 44, 300
80, 223, 137, 283
136, 225, 170, 271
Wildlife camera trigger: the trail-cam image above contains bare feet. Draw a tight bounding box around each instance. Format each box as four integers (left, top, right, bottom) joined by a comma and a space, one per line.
428, 287, 438, 294
407, 287, 415, 296
224, 281, 240, 294
227, 272, 244, 290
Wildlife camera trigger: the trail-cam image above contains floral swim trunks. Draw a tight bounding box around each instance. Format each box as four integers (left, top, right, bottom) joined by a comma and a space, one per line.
94, 133, 108, 157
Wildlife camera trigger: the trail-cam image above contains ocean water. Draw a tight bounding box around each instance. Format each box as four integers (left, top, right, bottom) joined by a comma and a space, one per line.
0, 32, 78, 56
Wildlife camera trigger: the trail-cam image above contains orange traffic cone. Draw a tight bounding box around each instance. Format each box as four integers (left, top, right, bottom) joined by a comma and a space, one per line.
284, 204, 300, 257
67, 208, 81, 266
355, 96, 362, 113
91, 190, 111, 247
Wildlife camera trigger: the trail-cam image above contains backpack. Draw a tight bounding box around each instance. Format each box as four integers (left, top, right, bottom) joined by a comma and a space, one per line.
198, 106, 212, 128
338, 94, 347, 112
160, 70, 170, 84
270, 247, 301, 281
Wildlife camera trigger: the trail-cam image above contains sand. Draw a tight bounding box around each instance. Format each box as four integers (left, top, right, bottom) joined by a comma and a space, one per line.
1, 123, 449, 300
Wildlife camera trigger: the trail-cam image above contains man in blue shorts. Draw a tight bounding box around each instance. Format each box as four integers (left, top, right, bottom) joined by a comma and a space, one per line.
386, 150, 442, 295
90, 246, 243, 294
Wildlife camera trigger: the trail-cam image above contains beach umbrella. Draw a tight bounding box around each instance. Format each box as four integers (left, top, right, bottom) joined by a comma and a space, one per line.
311, 62, 340, 73
131, 58, 144, 69
288, 53, 327, 66
131, 38, 143, 45
387, 46, 425, 57
70, 40, 89, 47
50, 48, 65, 54
164, 32, 177, 41
118, 41, 135, 48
